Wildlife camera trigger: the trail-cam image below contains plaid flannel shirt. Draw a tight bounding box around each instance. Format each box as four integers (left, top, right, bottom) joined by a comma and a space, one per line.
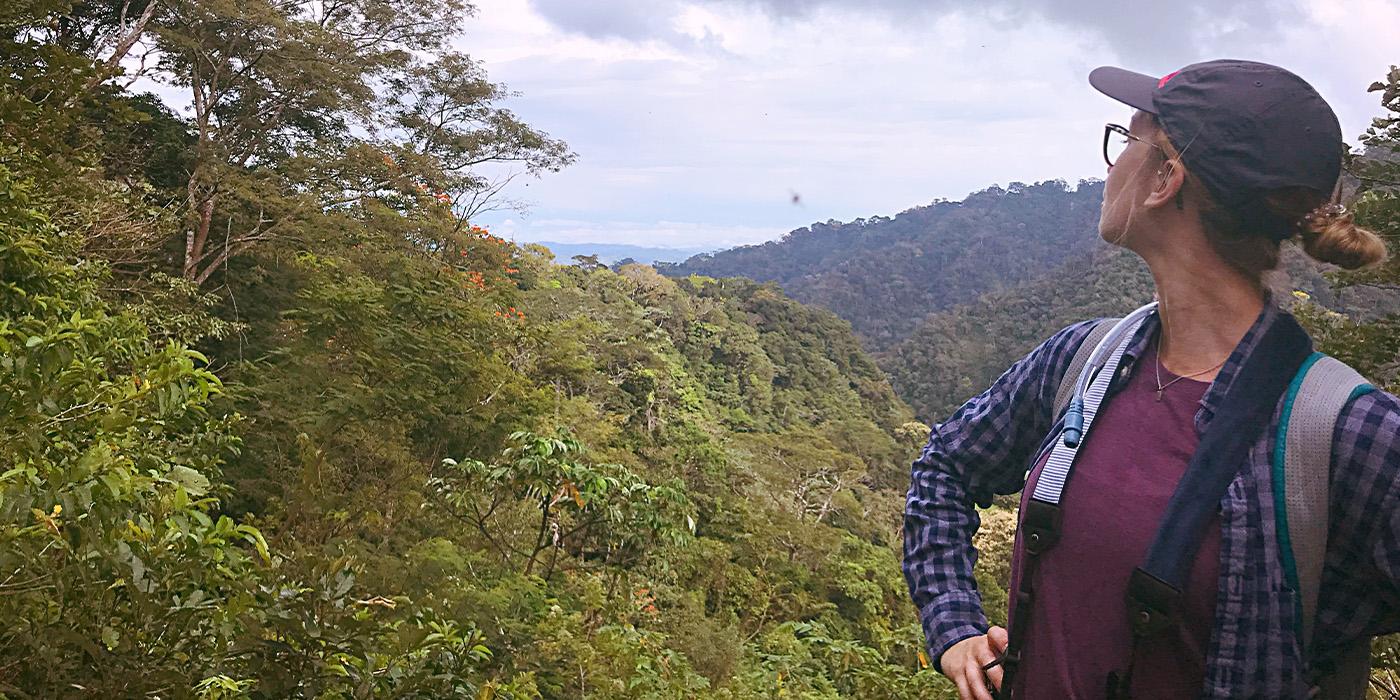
902, 300, 1400, 698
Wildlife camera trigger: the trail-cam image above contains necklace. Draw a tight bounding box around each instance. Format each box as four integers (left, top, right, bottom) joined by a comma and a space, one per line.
1154, 333, 1227, 401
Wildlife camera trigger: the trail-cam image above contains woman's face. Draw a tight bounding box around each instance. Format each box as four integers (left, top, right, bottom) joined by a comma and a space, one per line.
1098, 111, 1165, 248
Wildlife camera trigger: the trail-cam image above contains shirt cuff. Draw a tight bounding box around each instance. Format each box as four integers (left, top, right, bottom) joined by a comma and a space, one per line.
920, 590, 990, 673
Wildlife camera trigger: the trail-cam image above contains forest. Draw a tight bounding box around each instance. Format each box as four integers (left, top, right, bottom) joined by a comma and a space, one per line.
4, 1, 1400, 698
0, 1, 977, 696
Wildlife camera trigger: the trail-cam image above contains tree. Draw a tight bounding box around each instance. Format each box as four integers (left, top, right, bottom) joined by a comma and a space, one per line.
21, 0, 573, 286
155, 0, 458, 283
1297, 65, 1400, 392
431, 431, 694, 581
572, 253, 607, 271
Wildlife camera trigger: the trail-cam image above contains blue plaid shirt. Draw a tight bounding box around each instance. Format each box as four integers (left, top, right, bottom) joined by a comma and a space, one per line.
902, 300, 1400, 698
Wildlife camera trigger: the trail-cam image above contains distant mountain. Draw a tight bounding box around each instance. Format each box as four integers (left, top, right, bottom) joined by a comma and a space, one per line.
657, 180, 1108, 350
880, 246, 1153, 421
657, 178, 1399, 422
879, 243, 1400, 422
528, 240, 714, 265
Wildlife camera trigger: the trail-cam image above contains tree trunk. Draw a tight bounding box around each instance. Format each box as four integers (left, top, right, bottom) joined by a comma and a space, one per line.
183, 193, 216, 281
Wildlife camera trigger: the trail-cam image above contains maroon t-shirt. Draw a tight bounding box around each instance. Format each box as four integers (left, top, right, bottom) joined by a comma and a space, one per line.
1007, 344, 1221, 699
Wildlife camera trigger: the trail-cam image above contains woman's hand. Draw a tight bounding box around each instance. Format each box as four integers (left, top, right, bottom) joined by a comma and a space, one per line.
940, 626, 1008, 700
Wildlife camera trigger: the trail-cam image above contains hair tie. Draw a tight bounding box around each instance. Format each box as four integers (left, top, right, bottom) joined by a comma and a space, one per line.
1301, 202, 1347, 228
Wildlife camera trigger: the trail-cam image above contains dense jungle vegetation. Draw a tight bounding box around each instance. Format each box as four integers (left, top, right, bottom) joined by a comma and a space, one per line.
4, 1, 1400, 698
0, 1, 955, 696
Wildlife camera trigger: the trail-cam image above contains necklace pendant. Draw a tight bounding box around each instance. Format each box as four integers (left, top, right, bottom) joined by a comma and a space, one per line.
1155, 388, 1163, 402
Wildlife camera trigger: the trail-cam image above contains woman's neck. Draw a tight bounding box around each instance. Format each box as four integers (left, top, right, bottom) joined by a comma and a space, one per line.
1144, 245, 1265, 382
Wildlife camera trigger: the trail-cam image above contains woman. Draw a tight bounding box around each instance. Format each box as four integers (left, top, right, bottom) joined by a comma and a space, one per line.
902, 59, 1399, 700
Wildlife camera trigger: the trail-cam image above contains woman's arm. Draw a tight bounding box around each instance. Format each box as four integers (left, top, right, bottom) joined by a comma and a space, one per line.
902, 319, 1103, 671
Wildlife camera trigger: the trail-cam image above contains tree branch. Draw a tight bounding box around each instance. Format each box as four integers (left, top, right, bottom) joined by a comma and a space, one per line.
84, 0, 161, 92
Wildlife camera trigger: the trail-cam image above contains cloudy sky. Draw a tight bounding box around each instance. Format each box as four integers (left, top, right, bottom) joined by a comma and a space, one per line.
461, 0, 1400, 250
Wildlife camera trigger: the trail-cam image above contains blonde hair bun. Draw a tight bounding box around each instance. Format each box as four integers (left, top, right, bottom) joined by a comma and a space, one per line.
1298, 204, 1388, 270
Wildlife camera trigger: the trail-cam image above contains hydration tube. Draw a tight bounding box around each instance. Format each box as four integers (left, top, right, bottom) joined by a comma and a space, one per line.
1062, 301, 1159, 447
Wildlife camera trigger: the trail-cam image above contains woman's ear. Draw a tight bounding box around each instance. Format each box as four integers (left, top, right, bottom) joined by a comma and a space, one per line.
1143, 158, 1186, 210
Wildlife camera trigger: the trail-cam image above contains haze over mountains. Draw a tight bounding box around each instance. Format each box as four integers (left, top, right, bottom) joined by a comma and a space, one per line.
529, 241, 714, 265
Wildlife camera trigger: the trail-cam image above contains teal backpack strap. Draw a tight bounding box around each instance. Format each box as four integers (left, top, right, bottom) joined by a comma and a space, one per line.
1053, 318, 1117, 421
1275, 352, 1375, 697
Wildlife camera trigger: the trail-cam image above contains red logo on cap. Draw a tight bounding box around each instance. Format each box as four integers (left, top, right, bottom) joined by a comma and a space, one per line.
1158, 70, 1180, 88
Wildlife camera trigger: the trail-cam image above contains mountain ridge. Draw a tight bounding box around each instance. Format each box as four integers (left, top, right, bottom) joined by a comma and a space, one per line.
657, 179, 1109, 350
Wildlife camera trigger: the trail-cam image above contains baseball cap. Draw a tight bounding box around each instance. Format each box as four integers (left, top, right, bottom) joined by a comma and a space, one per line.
1089, 60, 1344, 219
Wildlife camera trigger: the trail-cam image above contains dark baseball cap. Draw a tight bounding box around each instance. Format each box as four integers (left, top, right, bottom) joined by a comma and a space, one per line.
1089, 59, 1344, 214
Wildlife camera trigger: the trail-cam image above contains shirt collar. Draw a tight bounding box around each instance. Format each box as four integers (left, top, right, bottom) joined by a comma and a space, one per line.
1119, 292, 1285, 431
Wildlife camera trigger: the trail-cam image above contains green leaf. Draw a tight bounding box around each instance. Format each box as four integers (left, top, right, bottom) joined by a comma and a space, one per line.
237, 525, 272, 564
166, 465, 211, 496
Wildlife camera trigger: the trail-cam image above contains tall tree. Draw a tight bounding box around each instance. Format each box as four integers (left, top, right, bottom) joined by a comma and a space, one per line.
30, 0, 577, 285
152, 0, 439, 283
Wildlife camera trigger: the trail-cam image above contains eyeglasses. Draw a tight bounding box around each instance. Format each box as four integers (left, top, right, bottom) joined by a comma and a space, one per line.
1103, 123, 1165, 168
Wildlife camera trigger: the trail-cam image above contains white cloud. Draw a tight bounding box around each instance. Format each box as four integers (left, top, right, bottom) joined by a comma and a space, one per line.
525, 0, 1304, 63
464, 0, 1398, 249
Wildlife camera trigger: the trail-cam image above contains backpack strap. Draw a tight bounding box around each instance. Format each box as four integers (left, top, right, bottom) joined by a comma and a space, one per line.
1108, 312, 1316, 700
1053, 318, 1118, 421
999, 309, 1153, 698
1275, 353, 1375, 697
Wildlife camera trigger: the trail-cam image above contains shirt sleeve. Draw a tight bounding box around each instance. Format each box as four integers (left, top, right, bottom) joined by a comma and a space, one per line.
901, 319, 1104, 670
1326, 388, 1400, 642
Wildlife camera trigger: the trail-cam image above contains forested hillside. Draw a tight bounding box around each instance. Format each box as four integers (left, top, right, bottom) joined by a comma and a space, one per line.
5, 1, 1400, 698
0, 2, 955, 697
880, 246, 1154, 421
882, 242, 1400, 422
658, 181, 1107, 350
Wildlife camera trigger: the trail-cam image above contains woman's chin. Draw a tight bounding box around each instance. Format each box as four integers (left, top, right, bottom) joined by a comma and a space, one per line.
1097, 223, 1120, 246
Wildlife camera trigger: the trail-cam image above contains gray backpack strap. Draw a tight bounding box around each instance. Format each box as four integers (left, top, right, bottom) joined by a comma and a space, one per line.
1053, 318, 1117, 421
1276, 353, 1375, 698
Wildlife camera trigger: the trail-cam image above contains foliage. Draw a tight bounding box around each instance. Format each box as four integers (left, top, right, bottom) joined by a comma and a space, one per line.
432, 431, 694, 580
7, 1, 1393, 696
881, 244, 1154, 420
0, 157, 500, 697
0, 153, 242, 693
1, 2, 945, 687
1297, 66, 1400, 698
1297, 65, 1400, 395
